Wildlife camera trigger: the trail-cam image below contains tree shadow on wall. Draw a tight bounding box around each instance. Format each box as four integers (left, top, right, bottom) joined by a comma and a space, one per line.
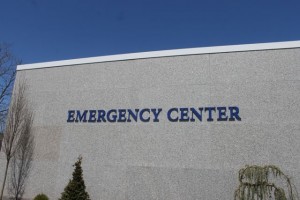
234, 165, 299, 200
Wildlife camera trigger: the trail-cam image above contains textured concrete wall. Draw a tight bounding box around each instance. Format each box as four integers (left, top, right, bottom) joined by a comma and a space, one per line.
1, 48, 299, 199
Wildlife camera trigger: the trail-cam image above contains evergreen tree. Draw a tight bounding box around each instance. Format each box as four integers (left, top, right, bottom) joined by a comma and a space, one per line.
59, 156, 90, 200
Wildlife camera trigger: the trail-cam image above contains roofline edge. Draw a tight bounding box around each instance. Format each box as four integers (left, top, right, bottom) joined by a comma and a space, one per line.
17, 40, 300, 71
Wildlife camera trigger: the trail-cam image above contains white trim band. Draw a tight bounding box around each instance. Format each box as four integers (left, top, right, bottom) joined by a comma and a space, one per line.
17, 40, 300, 71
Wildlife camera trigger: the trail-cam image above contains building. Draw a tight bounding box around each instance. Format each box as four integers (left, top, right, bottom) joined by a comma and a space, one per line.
0, 41, 299, 199
0, 134, 2, 151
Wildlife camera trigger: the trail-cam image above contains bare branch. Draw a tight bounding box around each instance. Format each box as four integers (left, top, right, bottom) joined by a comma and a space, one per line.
0, 43, 19, 126
0, 80, 34, 200
8, 109, 34, 200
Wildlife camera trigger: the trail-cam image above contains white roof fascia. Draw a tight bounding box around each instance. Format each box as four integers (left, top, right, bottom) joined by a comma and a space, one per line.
17, 40, 300, 71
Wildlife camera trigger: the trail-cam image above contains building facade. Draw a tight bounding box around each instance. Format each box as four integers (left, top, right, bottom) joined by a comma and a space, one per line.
0, 134, 2, 151
0, 41, 300, 199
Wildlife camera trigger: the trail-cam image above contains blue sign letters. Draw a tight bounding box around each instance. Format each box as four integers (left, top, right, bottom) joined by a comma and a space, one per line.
67, 106, 241, 123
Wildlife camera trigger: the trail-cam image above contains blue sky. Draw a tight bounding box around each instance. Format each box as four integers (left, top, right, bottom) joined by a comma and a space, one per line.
1, 0, 300, 64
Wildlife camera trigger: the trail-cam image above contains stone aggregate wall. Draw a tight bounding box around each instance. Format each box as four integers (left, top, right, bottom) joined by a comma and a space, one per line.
0, 48, 299, 199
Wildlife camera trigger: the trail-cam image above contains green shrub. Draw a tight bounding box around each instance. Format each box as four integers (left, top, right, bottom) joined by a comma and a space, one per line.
33, 193, 49, 200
